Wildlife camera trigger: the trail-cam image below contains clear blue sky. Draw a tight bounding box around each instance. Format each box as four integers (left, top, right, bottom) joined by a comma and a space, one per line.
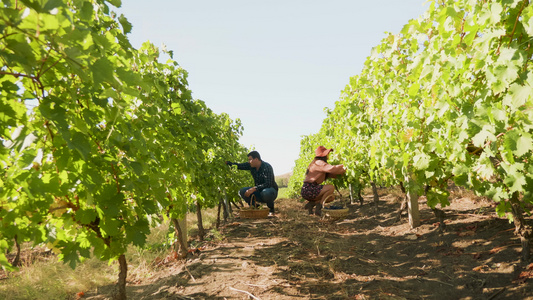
116, 0, 429, 175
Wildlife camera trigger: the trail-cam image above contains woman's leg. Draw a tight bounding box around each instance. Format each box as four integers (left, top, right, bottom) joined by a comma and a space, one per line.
304, 201, 316, 214
316, 184, 335, 203
314, 184, 335, 216
301, 183, 321, 215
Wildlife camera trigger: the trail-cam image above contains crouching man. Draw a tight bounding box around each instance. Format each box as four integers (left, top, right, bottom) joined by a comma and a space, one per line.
226, 151, 278, 216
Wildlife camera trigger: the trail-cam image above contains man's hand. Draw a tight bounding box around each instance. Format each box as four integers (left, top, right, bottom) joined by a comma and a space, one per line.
244, 187, 256, 197
225, 161, 234, 166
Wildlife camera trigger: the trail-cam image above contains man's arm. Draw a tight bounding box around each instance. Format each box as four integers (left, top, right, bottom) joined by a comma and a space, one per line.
226, 161, 252, 170
235, 162, 252, 170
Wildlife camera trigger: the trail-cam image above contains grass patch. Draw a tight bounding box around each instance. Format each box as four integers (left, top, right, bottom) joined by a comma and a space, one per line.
277, 187, 290, 199
0, 206, 236, 299
0, 254, 115, 300
187, 206, 218, 235
0, 223, 178, 299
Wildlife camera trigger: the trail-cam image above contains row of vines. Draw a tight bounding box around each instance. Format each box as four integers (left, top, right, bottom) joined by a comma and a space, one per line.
289, 0, 533, 262
1, 0, 250, 299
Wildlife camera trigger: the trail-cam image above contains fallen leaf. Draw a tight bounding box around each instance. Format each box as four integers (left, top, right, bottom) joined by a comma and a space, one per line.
473, 265, 487, 272
466, 225, 478, 231
513, 271, 533, 284
489, 246, 505, 254
457, 230, 475, 237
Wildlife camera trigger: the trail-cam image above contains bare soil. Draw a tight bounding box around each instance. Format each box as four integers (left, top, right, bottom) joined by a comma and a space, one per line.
87, 189, 533, 300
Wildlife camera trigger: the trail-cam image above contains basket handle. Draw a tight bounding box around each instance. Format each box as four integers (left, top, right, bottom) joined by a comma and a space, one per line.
251, 194, 257, 209
323, 194, 335, 204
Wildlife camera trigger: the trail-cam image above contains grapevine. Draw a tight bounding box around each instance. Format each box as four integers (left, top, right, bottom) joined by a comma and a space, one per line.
293, 0, 533, 260
0, 1, 250, 299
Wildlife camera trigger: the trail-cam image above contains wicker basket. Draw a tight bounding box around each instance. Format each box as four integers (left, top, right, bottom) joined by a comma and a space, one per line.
239, 208, 270, 219
323, 207, 349, 218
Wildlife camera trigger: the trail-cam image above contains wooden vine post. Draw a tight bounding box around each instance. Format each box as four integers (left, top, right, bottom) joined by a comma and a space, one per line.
509, 191, 531, 263
114, 255, 128, 300
405, 175, 420, 228
370, 181, 380, 210
349, 184, 354, 205
172, 216, 188, 259
223, 190, 232, 221
196, 201, 205, 241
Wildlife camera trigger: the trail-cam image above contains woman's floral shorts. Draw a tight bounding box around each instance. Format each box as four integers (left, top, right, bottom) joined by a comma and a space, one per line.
301, 182, 323, 201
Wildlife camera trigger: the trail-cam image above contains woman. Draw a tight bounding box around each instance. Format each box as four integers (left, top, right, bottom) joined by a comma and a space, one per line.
301, 146, 346, 216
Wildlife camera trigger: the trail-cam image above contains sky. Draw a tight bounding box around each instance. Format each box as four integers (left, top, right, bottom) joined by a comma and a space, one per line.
116, 0, 429, 175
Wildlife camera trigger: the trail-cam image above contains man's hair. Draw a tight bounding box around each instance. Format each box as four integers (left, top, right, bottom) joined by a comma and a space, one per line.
248, 151, 261, 161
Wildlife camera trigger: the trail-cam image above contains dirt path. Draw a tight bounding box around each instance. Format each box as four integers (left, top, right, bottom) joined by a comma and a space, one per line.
89, 190, 533, 299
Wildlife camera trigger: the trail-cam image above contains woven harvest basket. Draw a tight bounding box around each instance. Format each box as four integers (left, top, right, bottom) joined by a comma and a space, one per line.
323, 207, 349, 218
239, 208, 270, 219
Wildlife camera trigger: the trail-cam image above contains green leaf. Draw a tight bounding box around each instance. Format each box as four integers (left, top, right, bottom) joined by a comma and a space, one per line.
129, 161, 143, 175
503, 129, 520, 154
90, 57, 115, 86
79, 1, 94, 21
6, 39, 36, 65
100, 217, 121, 237
496, 47, 517, 66
492, 64, 519, 93
426, 189, 450, 208
99, 188, 122, 218
58, 241, 81, 269
504, 172, 527, 193
18, 148, 37, 168
70, 131, 92, 160
75, 209, 97, 225
43, 0, 64, 11
55, 146, 71, 171
474, 155, 496, 181
489, 2, 503, 24
495, 201, 511, 217
523, 14, 533, 36
107, 0, 122, 7
515, 133, 533, 157
472, 126, 495, 147
504, 130, 532, 157
503, 82, 533, 111
118, 14, 132, 34
0, 240, 15, 271
76, 233, 92, 249
141, 198, 159, 214
485, 186, 508, 202
39, 13, 60, 31
126, 218, 149, 247
413, 152, 430, 170
408, 83, 420, 97
40, 173, 62, 195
